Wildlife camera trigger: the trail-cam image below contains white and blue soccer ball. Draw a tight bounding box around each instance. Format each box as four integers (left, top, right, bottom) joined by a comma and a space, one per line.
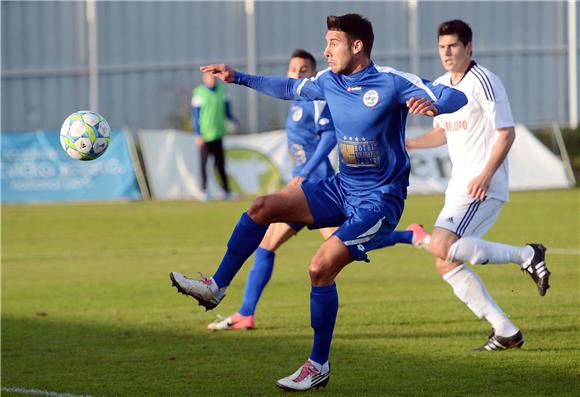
60, 110, 111, 160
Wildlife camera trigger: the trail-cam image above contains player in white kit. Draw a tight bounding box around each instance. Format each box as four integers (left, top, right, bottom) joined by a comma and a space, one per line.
406, 19, 551, 351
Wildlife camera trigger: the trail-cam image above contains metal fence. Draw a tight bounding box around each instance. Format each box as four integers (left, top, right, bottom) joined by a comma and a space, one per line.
2, 1, 578, 133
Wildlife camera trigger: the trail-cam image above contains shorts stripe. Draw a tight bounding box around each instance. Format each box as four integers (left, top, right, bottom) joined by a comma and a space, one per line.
343, 217, 384, 246
455, 200, 481, 236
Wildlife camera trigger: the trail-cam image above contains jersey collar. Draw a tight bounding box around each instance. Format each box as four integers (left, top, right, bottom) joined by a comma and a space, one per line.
450, 60, 476, 86
342, 61, 375, 86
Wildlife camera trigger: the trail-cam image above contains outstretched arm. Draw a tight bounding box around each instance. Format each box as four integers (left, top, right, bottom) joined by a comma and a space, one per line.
200, 63, 324, 101
201, 64, 301, 100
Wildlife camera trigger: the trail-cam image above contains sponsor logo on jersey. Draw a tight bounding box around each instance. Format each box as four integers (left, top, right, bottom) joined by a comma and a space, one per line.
443, 120, 468, 131
445, 216, 454, 223
289, 143, 307, 166
339, 136, 380, 167
292, 107, 303, 122
347, 86, 362, 92
363, 90, 379, 107
318, 117, 330, 126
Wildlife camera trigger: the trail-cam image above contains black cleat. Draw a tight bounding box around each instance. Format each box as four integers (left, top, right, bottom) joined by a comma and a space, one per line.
474, 329, 524, 352
522, 244, 551, 296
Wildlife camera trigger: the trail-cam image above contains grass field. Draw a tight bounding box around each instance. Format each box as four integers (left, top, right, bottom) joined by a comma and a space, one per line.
2, 189, 579, 397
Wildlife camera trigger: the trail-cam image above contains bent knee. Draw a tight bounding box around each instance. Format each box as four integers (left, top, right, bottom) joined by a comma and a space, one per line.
248, 195, 274, 223
435, 257, 457, 276
429, 234, 455, 260
309, 255, 331, 286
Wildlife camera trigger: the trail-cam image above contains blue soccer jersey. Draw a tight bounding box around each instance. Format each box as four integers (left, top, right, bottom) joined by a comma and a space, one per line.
237, 62, 467, 200
286, 100, 336, 180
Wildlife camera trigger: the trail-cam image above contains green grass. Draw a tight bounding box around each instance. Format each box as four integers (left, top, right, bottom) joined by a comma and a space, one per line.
2, 190, 579, 396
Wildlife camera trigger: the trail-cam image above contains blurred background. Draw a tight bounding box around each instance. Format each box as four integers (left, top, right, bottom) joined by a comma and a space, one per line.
1, 0, 579, 202
2, 0, 578, 132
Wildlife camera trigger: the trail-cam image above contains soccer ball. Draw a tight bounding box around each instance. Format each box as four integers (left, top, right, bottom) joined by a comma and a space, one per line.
60, 110, 111, 160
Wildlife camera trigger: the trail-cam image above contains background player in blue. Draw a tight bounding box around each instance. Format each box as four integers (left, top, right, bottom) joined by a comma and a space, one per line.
170, 14, 467, 391
208, 49, 338, 331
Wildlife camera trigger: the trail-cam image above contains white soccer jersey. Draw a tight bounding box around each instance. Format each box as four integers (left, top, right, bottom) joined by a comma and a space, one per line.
433, 62, 514, 202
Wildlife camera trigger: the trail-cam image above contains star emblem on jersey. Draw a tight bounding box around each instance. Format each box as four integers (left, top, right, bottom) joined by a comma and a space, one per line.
363, 90, 379, 107
292, 107, 303, 122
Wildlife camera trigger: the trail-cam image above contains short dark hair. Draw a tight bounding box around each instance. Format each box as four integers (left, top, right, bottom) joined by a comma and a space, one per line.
290, 48, 317, 70
437, 19, 472, 46
327, 14, 374, 58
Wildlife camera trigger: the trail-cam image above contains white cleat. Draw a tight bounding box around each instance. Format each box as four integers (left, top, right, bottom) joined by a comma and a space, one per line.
169, 272, 224, 310
207, 313, 255, 331
276, 359, 330, 392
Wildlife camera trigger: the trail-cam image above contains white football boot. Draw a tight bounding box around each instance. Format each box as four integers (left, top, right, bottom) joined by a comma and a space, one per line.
169, 272, 225, 310
276, 359, 330, 391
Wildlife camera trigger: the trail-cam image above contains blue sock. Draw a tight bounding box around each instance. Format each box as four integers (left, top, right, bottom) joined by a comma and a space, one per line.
239, 247, 275, 316
212, 212, 269, 288
376, 230, 413, 249
309, 283, 338, 366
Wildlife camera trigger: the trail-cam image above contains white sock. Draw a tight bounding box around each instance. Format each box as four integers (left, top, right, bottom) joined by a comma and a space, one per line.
443, 264, 519, 337
308, 359, 329, 374
448, 237, 534, 267
209, 277, 227, 299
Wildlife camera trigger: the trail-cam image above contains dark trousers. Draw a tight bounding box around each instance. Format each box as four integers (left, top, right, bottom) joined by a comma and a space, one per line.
200, 138, 230, 193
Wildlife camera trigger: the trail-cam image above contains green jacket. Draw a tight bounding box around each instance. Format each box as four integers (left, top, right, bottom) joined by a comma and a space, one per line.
191, 84, 227, 142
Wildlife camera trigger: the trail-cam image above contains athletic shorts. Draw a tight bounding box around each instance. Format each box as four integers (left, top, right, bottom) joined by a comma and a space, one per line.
292, 158, 335, 181
434, 195, 503, 238
300, 175, 405, 262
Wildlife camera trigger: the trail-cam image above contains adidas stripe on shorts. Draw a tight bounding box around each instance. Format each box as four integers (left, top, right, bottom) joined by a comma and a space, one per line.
434, 195, 503, 238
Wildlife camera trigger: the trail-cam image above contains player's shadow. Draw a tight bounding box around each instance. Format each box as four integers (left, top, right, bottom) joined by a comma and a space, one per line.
2, 315, 577, 397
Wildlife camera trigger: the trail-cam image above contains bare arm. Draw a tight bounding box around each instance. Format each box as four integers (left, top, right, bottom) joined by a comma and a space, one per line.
405, 126, 447, 151
468, 127, 515, 200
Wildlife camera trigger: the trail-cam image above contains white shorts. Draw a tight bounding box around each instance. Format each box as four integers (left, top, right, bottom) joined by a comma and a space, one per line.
434, 195, 503, 238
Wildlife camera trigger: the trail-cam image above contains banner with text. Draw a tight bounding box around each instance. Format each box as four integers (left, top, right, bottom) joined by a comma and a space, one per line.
138, 125, 572, 201
1, 130, 142, 203
138, 129, 293, 200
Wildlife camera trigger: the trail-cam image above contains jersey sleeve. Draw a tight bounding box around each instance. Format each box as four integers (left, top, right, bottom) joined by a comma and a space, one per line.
392, 71, 439, 104
392, 71, 467, 115
235, 70, 325, 101
477, 72, 515, 130
191, 88, 203, 108
313, 101, 335, 133
297, 100, 336, 179
294, 72, 326, 101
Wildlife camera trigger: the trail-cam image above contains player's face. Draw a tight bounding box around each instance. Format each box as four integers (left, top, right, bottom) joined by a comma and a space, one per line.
438, 34, 472, 73
287, 57, 316, 79
324, 30, 355, 74
202, 72, 217, 88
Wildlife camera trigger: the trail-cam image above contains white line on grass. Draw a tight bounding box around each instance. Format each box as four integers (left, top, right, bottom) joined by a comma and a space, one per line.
1, 387, 94, 397
299, 242, 580, 255
548, 248, 580, 256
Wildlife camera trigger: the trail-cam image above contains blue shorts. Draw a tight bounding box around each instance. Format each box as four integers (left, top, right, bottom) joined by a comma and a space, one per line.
288, 223, 305, 232
300, 174, 405, 262
292, 158, 335, 181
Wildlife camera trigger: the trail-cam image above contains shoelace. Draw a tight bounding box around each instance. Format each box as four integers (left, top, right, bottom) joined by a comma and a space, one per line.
293, 361, 319, 383
198, 272, 213, 286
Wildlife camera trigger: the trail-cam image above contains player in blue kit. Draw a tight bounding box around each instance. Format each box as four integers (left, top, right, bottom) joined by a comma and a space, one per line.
170, 14, 467, 391
207, 49, 338, 331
